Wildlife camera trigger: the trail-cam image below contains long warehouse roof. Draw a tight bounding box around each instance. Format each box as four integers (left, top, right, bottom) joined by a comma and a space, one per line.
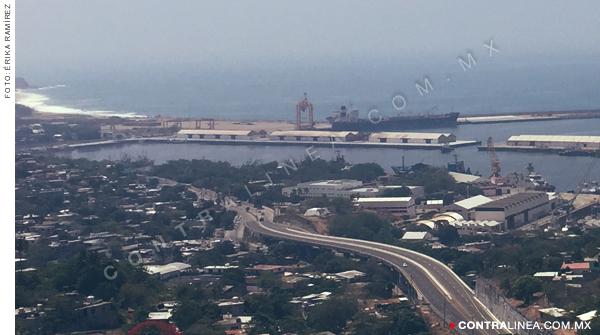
370, 132, 454, 139
270, 130, 355, 137
508, 135, 600, 143
178, 129, 258, 136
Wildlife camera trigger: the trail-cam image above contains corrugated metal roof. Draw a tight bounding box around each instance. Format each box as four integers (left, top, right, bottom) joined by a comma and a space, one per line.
269, 130, 354, 137
508, 135, 600, 143
448, 172, 483, 184
452, 195, 493, 210
369, 132, 453, 139
179, 129, 257, 136
355, 197, 413, 202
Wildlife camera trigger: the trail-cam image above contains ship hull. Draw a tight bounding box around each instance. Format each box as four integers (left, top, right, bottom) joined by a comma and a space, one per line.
330, 112, 459, 131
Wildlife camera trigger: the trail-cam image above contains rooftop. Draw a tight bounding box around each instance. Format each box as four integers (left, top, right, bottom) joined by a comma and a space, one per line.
270, 130, 355, 137
508, 135, 600, 143
401, 231, 430, 240
355, 197, 413, 203
452, 195, 493, 210
561, 262, 590, 271
369, 132, 454, 139
448, 172, 483, 184
475, 192, 546, 210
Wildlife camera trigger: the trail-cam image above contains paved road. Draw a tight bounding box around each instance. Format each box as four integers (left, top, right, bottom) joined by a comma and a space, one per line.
238, 209, 503, 335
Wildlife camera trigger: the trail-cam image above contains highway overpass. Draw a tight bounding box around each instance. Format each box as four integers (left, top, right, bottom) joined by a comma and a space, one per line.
238, 208, 504, 335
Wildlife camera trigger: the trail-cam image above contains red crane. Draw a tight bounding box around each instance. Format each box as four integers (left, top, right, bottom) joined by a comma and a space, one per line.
296, 93, 314, 129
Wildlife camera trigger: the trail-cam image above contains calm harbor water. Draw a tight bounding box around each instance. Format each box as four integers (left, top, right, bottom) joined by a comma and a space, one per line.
63, 119, 599, 192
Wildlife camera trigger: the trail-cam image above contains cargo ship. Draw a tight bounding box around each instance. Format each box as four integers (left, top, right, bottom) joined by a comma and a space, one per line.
327, 105, 459, 131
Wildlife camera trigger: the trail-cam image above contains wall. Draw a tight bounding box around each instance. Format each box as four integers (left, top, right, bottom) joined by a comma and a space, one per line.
475, 278, 554, 335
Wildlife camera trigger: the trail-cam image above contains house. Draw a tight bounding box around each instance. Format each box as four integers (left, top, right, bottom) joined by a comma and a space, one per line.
218, 298, 245, 317
15, 306, 45, 335
561, 262, 591, 275
147, 311, 172, 323
73, 297, 119, 331
144, 262, 192, 281
217, 315, 253, 332
304, 208, 331, 217
354, 197, 416, 217
539, 308, 568, 323
577, 310, 597, 322
401, 231, 433, 243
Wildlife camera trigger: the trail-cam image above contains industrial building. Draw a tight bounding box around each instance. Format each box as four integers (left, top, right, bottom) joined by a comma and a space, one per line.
368, 132, 456, 144
507, 135, 600, 150
177, 129, 261, 140
473, 192, 556, 229
144, 262, 192, 281
282, 180, 363, 198
281, 180, 425, 199
354, 197, 416, 217
269, 130, 357, 142
444, 195, 493, 220
450, 220, 503, 236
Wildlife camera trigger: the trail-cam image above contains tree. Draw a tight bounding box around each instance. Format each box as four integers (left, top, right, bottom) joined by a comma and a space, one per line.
213, 240, 235, 255
382, 186, 412, 197
128, 321, 183, 335
437, 225, 460, 246
307, 298, 358, 333
510, 275, 543, 304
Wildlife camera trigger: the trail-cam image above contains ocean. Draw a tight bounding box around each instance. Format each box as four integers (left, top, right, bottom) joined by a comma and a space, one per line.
16, 58, 600, 120
16, 59, 600, 191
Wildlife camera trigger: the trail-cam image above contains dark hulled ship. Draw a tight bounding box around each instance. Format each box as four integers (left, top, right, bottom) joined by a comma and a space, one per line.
327, 105, 459, 131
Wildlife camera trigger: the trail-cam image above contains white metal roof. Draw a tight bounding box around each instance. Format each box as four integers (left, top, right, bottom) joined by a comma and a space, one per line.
369, 132, 453, 139
401, 231, 430, 240
144, 262, 191, 275
269, 130, 355, 137
452, 195, 493, 210
355, 197, 413, 203
179, 129, 257, 136
450, 220, 500, 228
577, 310, 597, 322
448, 172, 483, 184
508, 135, 600, 143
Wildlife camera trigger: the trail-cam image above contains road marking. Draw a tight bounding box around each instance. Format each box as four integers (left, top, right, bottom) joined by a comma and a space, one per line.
281, 226, 453, 299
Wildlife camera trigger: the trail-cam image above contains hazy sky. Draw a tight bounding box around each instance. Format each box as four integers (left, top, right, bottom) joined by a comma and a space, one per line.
17, 1, 600, 72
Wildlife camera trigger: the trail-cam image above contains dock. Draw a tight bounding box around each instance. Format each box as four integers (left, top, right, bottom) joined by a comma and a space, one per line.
458, 109, 600, 124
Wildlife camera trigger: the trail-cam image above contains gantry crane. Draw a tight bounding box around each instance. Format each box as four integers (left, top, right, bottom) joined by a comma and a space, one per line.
487, 137, 502, 178
296, 93, 314, 129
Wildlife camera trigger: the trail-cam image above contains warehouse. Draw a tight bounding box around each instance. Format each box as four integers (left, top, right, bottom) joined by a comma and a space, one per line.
269, 130, 357, 142
354, 197, 416, 217
177, 129, 260, 140
444, 195, 493, 220
450, 220, 503, 236
507, 135, 600, 150
473, 192, 555, 229
368, 132, 456, 144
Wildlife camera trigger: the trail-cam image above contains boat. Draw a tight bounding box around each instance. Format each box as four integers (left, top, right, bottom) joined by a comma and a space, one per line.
327, 105, 459, 131
558, 148, 599, 157
525, 163, 555, 192
440, 143, 454, 153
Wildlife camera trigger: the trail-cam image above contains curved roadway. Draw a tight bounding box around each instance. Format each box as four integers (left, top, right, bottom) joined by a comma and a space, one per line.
238, 209, 504, 335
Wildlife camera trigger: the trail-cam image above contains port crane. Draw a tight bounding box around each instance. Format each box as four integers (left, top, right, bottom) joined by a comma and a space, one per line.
295, 93, 314, 130
486, 137, 502, 178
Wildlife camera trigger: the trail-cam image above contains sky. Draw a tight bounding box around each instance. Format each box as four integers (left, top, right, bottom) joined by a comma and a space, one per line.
16, 1, 600, 73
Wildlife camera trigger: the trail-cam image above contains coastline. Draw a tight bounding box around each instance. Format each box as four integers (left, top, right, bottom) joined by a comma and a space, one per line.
15, 89, 147, 119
